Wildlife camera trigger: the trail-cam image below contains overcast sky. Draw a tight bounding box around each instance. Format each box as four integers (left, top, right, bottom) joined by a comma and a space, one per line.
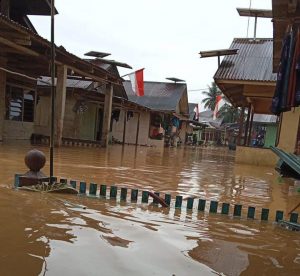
30, 0, 272, 105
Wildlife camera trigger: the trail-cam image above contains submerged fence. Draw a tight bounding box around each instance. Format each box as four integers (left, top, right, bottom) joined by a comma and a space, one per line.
14, 175, 299, 227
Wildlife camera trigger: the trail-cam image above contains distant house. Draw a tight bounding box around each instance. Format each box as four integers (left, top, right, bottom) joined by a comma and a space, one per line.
111, 81, 190, 147
34, 62, 141, 146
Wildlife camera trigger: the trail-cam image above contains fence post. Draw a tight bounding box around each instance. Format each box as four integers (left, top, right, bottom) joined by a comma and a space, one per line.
275, 210, 284, 222
290, 213, 299, 223
164, 194, 171, 206
89, 183, 97, 196
187, 198, 194, 210
121, 188, 128, 201
221, 203, 230, 215
131, 189, 138, 202
110, 186, 117, 199
209, 201, 218, 213
70, 180, 77, 189
261, 208, 269, 221
100, 184, 107, 197
175, 196, 183, 209
198, 199, 206, 212
142, 191, 149, 203
247, 206, 255, 219
233, 204, 242, 217
79, 182, 86, 194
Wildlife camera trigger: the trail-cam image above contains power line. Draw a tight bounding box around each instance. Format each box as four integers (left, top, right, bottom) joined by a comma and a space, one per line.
188, 88, 208, 92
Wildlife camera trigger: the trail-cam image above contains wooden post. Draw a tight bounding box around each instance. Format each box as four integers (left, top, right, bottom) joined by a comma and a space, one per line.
244, 105, 251, 146
247, 107, 254, 146
135, 112, 140, 146
0, 66, 6, 142
237, 107, 245, 146
0, 0, 10, 17
54, 65, 67, 147
122, 110, 127, 145
102, 83, 113, 147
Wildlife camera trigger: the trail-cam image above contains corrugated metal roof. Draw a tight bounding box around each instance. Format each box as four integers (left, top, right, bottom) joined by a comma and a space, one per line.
253, 114, 278, 123
38, 77, 93, 90
0, 14, 122, 83
214, 38, 277, 82
124, 81, 187, 112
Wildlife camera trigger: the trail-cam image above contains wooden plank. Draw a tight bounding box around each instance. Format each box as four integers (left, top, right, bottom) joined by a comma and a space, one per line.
0, 36, 39, 57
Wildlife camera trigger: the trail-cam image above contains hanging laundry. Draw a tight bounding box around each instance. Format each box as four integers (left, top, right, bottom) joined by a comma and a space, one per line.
272, 25, 300, 114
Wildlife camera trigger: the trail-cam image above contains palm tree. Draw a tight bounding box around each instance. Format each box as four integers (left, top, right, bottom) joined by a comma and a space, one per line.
201, 82, 222, 110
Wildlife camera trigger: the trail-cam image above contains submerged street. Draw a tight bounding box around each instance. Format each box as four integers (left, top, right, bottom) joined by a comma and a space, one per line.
0, 144, 299, 275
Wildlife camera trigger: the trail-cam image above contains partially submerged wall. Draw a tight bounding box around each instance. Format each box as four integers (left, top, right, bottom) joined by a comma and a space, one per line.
35, 94, 97, 141
235, 146, 278, 167
112, 110, 151, 146
277, 107, 300, 153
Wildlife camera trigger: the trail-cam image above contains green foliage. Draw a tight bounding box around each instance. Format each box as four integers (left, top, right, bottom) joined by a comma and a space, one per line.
218, 101, 241, 123
201, 82, 222, 110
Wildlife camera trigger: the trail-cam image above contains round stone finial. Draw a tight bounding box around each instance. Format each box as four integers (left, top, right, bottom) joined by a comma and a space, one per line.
24, 149, 46, 172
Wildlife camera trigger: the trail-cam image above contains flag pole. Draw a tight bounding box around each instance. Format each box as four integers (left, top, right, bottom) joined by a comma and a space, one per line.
121, 68, 145, 78
50, 0, 55, 183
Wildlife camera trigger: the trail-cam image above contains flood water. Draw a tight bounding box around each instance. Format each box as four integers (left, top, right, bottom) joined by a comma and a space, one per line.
0, 143, 299, 275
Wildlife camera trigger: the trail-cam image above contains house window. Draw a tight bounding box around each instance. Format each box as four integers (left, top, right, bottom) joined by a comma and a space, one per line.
6, 86, 35, 122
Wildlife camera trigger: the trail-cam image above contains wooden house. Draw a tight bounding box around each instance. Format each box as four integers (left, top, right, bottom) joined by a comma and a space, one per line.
214, 37, 279, 165
111, 81, 190, 147
0, 1, 131, 148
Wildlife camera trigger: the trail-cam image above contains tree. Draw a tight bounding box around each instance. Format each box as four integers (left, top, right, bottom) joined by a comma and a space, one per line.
201, 82, 222, 110
217, 100, 241, 123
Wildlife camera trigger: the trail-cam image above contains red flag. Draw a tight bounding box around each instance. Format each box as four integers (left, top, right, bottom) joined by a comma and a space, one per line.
128, 69, 144, 96
213, 95, 225, 120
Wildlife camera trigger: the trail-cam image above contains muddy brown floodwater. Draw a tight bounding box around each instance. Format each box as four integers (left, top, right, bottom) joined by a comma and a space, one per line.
0, 143, 299, 276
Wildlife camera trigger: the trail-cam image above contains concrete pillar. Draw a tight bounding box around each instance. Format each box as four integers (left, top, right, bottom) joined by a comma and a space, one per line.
0, 64, 6, 142
54, 65, 67, 146
101, 83, 113, 147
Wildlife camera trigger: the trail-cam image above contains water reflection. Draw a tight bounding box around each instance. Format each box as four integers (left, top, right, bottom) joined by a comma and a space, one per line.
0, 144, 299, 275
